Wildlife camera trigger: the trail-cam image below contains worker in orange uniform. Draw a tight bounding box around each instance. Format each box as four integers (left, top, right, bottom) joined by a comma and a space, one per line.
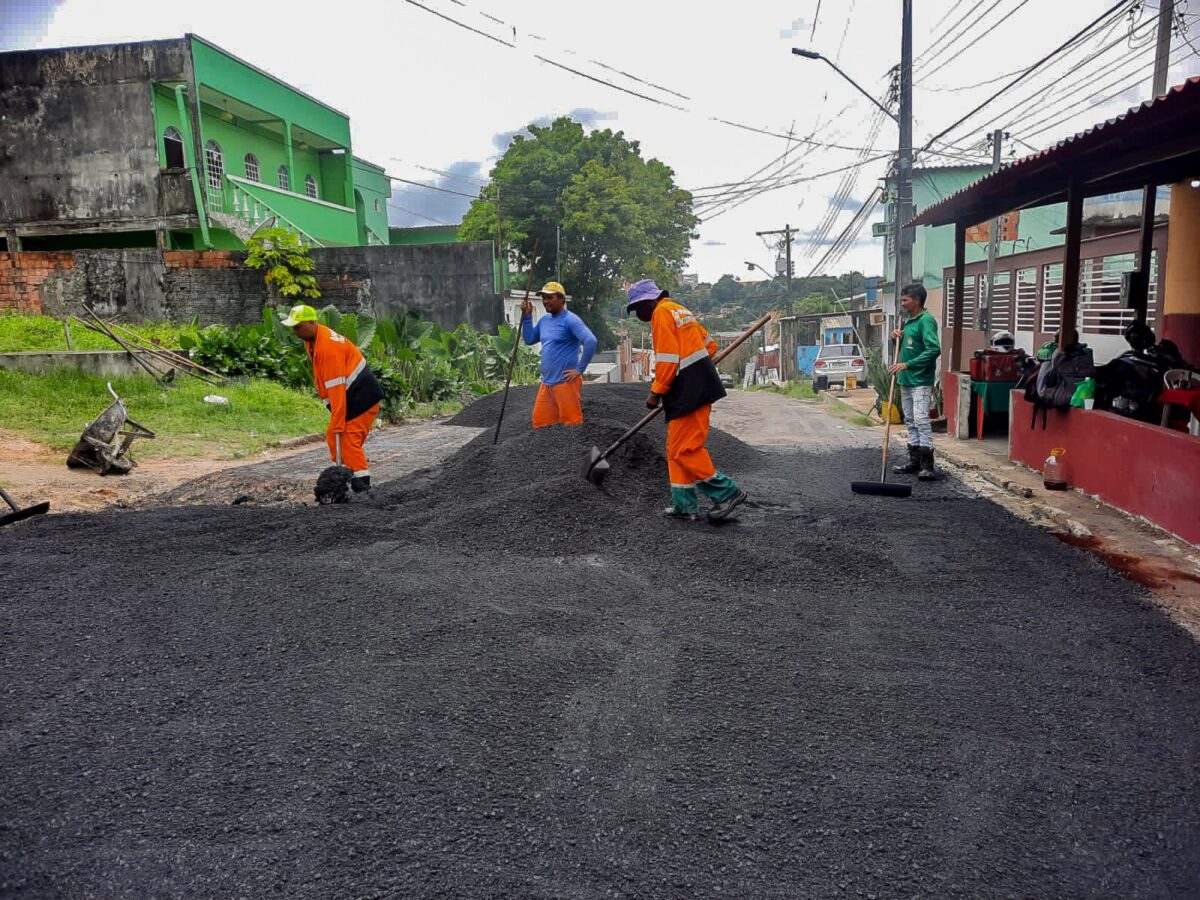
521, 281, 598, 428
282, 304, 384, 495
625, 279, 747, 523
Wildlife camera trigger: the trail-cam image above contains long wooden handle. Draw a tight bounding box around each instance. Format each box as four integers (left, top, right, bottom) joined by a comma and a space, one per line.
880, 334, 901, 482
493, 243, 540, 445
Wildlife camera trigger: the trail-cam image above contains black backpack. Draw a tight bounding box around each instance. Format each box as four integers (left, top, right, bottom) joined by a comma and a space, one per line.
1037, 343, 1096, 410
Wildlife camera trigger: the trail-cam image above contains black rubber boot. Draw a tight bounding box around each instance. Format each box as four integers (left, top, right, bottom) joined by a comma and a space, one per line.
918, 447, 937, 481
707, 489, 747, 523
893, 444, 921, 475
350, 475, 372, 494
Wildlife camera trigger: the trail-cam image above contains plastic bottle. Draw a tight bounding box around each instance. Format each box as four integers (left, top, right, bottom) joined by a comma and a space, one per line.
1043, 447, 1067, 491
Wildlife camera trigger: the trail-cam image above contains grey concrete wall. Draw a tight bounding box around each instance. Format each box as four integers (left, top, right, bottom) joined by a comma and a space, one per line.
0, 350, 157, 378
0, 39, 190, 227
17, 243, 502, 331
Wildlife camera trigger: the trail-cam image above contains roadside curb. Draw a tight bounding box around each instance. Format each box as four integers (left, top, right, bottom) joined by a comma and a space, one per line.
276, 433, 324, 449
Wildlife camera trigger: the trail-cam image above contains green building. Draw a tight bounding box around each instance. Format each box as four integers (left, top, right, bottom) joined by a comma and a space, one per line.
0, 35, 391, 251
880, 165, 1066, 310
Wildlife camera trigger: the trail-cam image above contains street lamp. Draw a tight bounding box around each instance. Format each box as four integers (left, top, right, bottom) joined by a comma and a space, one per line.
791, 48, 898, 123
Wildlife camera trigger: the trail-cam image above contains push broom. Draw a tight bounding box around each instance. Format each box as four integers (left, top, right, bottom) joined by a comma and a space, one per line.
851, 336, 912, 498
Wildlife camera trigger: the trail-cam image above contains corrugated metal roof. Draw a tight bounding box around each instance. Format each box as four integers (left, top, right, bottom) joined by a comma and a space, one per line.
909, 76, 1200, 228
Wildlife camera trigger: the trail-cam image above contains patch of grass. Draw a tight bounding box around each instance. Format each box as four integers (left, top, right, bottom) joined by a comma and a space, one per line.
757, 379, 818, 401
0, 314, 199, 353
0, 369, 328, 459
821, 395, 882, 427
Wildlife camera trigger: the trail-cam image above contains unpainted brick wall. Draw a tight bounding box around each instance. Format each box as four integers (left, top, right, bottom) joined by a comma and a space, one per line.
0, 252, 76, 315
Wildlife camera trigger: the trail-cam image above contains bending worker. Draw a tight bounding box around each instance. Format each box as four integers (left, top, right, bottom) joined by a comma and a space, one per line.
521, 281, 597, 428
626, 279, 747, 523
282, 304, 384, 494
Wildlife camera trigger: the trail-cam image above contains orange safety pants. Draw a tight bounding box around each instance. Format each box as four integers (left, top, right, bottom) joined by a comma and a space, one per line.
326, 403, 380, 477
531, 379, 583, 428
666, 403, 717, 489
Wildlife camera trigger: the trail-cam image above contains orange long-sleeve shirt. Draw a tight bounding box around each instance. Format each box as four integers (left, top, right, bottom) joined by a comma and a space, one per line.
651, 300, 718, 396
306, 323, 376, 433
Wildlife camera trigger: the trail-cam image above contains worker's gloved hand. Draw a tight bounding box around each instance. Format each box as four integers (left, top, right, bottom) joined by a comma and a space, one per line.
646, 392, 662, 410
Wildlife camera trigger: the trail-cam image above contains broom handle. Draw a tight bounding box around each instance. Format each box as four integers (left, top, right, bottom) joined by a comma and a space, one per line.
880, 334, 901, 482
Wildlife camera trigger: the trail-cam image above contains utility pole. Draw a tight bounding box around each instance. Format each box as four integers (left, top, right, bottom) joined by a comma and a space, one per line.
755, 224, 796, 379
895, 0, 914, 325
978, 128, 1005, 334
1134, 0, 1174, 325
556, 224, 561, 282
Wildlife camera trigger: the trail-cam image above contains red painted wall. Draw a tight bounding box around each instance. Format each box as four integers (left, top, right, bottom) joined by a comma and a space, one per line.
1009, 394, 1200, 545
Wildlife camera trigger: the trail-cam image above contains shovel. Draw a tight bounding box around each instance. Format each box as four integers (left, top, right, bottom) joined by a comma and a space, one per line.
315, 433, 353, 505
585, 312, 773, 487
0, 487, 50, 528
851, 336, 912, 498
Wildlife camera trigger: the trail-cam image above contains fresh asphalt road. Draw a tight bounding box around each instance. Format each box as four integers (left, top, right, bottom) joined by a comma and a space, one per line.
2, 385, 1197, 898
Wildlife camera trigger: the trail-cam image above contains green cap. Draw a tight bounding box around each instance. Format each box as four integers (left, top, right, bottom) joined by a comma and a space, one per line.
281, 304, 318, 327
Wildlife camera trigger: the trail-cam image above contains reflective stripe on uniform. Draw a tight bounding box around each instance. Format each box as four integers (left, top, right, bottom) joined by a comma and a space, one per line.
670, 481, 696, 489
346, 357, 367, 386
678, 347, 710, 370
353, 469, 370, 478
324, 376, 346, 389
656, 352, 680, 363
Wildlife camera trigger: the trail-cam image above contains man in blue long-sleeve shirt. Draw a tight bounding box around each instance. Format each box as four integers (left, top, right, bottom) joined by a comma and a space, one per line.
521, 281, 597, 428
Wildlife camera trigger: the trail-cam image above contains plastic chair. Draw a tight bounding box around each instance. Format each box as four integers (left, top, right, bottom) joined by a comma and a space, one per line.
1159, 369, 1200, 433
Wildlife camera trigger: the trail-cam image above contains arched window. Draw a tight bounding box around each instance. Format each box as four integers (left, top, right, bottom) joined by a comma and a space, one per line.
204, 140, 224, 207
277, 164, 289, 191
304, 174, 318, 200
244, 153, 260, 182
162, 127, 184, 169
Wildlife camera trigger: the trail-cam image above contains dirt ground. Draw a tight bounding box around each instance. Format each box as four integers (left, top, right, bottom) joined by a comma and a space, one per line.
0, 427, 327, 514
3, 384, 1198, 898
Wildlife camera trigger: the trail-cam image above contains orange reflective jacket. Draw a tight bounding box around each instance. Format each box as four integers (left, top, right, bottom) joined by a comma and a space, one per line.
306, 323, 384, 432
651, 300, 725, 420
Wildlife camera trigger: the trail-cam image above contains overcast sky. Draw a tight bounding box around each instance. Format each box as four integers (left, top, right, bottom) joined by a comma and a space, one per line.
5, 0, 1199, 284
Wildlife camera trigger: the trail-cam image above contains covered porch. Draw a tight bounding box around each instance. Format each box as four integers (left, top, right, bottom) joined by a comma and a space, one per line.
911, 76, 1200, 545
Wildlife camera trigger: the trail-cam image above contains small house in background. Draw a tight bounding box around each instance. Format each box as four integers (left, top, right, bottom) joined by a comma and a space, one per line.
820, 315, 855, 345
0, 35, 391, 251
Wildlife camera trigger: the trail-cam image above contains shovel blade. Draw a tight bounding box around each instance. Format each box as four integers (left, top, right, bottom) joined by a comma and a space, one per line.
583, 447, 610, 486
851, 480, 912, 498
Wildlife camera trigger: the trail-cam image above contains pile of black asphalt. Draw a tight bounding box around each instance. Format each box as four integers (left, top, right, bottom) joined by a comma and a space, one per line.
2, 384, 1198, 898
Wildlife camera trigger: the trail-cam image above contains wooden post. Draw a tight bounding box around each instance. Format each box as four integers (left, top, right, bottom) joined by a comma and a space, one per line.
950, 220, 966, 371
1060, 181, 1084, 351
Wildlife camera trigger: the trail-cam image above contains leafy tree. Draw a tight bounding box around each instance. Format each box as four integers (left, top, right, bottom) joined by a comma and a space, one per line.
791, 293, 837, 316
710, 274, 742, 304
245, 227, 320, 304
459, 117, 697, 348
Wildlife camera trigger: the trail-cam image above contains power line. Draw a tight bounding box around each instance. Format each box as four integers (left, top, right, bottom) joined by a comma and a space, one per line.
918, 0, 1138, 156
921, 0, 1036, 77
403, 0, 513, 47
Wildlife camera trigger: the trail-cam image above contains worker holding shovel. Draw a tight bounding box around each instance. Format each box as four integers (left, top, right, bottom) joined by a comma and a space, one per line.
282, 304, 384, 495
521, 282, 598, 428
626, 279, 747, 523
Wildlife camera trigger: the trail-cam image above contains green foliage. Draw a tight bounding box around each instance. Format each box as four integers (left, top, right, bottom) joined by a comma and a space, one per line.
244, 227, 320, 300
865, 347, 893, 412
0, 313, 198, 352
458, 117, 698, 349
0, 367, 327, 458
180, 307, 540, 423
791, 294, 838, 316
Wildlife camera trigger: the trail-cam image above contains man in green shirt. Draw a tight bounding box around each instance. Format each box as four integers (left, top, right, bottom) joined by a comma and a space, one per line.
888, 283, 941, 480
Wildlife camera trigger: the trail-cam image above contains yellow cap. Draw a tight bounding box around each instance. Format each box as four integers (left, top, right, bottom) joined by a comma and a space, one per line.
537, 282, 566, 298
280, 304, 318, 327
